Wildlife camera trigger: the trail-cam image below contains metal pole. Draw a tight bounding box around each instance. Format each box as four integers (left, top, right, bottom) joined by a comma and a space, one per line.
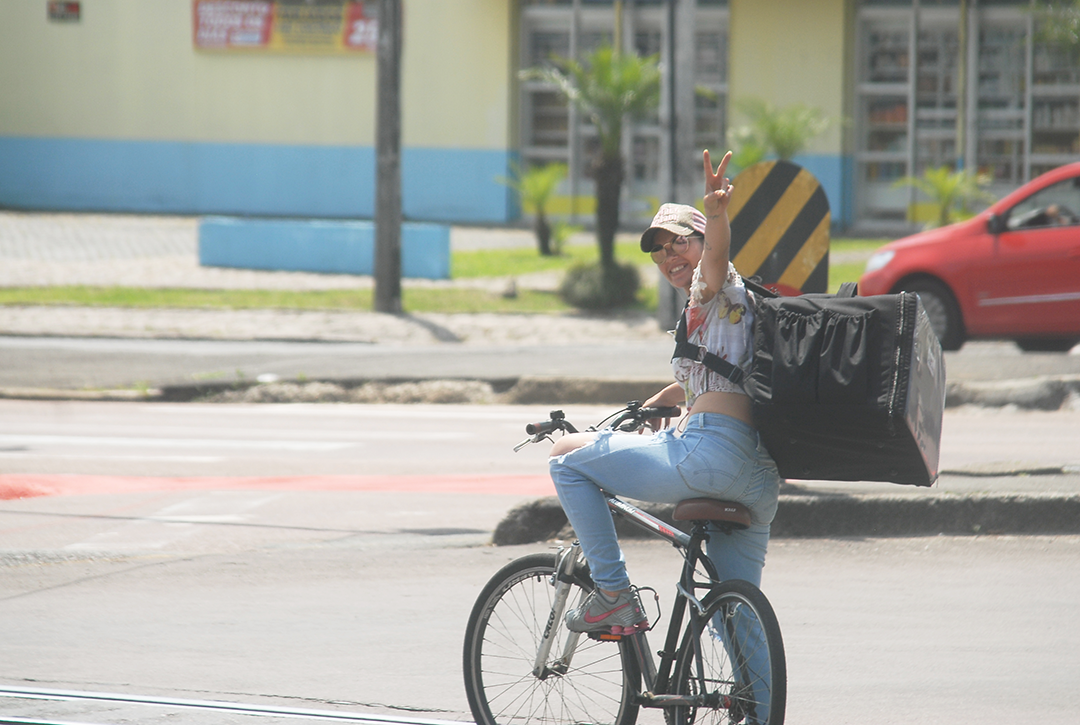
956, 0, 967, 170
570, 0, 581, 223
664, 0, 677, 203
673, 0, 695, 204
965, 0, 979, 172
375, 0, 402, 314
1024, 4, 1034, 183
614, 0, 623, 52
657, 0, 693, 331
907, 0, 919, 217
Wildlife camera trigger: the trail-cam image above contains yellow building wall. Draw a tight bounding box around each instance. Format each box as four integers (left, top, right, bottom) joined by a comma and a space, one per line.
402, 2, 514, 150
0, 0, 512, 149
729, 0, 853, 155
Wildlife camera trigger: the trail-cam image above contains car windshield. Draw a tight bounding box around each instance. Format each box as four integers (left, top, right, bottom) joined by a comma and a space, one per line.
1006, 176, 1080, 230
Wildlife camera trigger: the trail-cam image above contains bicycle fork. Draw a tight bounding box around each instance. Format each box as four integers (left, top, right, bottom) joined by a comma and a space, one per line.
532, 544, 585, 679
531, 545, 724, 712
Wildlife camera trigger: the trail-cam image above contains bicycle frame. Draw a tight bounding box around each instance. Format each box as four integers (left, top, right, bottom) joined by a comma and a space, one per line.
512, 403, 760, 714
539, 492, 725, 710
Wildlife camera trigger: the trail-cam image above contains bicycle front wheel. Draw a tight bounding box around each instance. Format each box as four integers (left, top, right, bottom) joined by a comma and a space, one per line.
463, 552, 640, 725
671, 579, 786, 725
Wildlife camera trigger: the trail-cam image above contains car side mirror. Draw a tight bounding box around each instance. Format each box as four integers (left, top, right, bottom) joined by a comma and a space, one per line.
987, 213, 1006, 235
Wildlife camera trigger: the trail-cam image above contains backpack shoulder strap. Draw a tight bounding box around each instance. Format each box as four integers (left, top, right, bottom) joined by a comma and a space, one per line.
836, 281, 859, 298
740, 275, 779, 299
671, 307, 746, 387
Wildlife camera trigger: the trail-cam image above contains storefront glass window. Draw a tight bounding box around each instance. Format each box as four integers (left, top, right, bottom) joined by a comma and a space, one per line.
854, 0, 1077, 230
519, 1, 728, 225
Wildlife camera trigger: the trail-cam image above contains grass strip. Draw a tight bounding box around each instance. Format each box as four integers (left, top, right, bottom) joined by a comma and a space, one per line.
0, 238, 885, 313
453, 239, 650, 278
0, 285, 560, 314
0, 285, 663, 315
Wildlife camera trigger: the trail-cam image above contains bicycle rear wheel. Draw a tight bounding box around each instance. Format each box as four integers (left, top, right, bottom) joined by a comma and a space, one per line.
463, 552, 640, 725
671, 579, 786, 725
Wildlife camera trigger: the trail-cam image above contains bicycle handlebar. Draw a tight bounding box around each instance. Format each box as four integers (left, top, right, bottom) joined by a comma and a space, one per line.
631, 405, 682, 421
525, 409, 573, 436
525, 420, 558, 436
516, 402, 682, 451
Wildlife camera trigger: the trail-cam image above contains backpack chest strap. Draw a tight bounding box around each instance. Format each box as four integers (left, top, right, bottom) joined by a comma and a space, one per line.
671, 310, 746, 387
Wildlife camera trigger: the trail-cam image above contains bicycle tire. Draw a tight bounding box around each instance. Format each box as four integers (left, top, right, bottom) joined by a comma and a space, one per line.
670, 579, 786, 725
463, 552, 641, 725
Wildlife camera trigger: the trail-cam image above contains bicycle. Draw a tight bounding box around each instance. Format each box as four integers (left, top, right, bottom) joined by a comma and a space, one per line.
463, 402, 786, 725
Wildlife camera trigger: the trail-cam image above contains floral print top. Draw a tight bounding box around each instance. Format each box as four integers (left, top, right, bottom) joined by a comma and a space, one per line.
671, 261, 754, 409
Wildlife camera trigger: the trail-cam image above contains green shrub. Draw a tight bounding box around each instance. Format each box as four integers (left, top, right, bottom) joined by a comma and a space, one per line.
558, 262, 640, 310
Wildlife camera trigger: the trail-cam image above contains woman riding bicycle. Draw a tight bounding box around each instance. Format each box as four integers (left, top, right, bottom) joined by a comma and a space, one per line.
549, 149, 782, 636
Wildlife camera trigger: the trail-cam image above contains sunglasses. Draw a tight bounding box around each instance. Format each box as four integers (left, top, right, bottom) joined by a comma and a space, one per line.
649, 234, 700, 264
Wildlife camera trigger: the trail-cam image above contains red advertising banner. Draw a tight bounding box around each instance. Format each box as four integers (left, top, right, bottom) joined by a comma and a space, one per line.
193, 0, 378, 53
47, 2, 82, 22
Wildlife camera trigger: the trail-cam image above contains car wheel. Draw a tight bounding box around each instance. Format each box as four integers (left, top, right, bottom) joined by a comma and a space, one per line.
1016, 337, 1080, 353
902, 278, 964, 351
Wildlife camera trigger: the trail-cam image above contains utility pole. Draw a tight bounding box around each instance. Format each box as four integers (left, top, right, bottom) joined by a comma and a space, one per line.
658, 0, 693, 330
375, 0, 402, 314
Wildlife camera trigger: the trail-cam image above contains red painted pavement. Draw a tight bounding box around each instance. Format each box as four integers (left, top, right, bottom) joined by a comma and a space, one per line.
0, 474, 556, 500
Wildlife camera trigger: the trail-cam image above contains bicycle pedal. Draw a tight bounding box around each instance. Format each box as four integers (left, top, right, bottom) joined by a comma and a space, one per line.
587, 632, 624, 642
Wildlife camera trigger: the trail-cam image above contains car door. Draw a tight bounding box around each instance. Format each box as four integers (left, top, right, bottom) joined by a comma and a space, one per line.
969, 175, 1080, 337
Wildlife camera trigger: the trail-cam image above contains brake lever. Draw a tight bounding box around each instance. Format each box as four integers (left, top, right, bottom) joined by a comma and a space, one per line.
514, 433, 552, 452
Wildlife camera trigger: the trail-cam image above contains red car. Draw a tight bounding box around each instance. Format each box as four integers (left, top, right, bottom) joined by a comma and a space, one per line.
858, 162, 1080, 352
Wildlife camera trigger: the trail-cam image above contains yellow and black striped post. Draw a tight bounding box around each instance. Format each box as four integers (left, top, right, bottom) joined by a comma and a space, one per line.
729, 160, 830, 295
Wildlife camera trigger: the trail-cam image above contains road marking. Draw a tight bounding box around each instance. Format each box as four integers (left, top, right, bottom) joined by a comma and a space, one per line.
0, 432, 469, 450
0, 452, 223, 462
0, 434, 352, 451
63, 492, 284, 551
0, 473, 555, 500
0, 685, 469, 725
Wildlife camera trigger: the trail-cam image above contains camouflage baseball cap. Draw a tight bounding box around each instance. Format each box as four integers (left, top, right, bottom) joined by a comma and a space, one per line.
639, 203, 707, 252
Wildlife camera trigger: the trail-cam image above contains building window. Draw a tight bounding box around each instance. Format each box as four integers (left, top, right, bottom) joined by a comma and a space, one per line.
854, 0, 1078, 230
519, 1, 729, 226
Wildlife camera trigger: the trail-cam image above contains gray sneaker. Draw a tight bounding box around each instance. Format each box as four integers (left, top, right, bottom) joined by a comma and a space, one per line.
565, 587, 648, 635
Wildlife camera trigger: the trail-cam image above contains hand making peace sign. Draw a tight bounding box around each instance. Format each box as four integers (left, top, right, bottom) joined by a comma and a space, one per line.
703, 149, 734, 218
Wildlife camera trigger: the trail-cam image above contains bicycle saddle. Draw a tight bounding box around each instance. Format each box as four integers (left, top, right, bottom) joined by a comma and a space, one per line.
672, 498, 751, 529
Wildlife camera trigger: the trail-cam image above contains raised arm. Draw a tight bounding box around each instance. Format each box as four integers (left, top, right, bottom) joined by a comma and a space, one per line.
699, 150, 735, 296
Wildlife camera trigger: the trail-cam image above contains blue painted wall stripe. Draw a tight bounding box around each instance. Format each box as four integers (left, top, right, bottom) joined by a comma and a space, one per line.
0, 136, 854, 230
199, 217, 451, 280
789, 153, 852, 230
0, 136, 515, 224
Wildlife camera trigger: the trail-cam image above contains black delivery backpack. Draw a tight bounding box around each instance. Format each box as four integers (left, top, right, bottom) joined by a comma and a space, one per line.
674, 281, 946, 486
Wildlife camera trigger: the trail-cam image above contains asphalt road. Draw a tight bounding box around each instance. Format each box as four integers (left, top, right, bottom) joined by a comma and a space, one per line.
1, 495, 1078, 724
1, 400, 1079, 723
0, 379, 1077, 725
0, 336, 676, 391
2, 336, 1080, 392
1, 399, 1078, 486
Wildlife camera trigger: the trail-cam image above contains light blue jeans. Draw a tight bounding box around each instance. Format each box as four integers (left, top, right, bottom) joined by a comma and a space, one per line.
549, 412, 781, 592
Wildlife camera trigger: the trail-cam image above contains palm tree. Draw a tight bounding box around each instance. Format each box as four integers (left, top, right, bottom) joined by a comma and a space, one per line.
727, 98, 830, 171
1032, 1, 1079, 48
1031, 1, 1080, 153
498, 161, 568, 256
521, 44, 661, 270
893, 165, 995, 228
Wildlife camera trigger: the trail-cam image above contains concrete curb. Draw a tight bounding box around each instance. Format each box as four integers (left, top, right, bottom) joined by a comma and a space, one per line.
0, 386, 162, 402
492, 492, 1080, 545
3, 374, 1079, 410
945, 375, 1080, 411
